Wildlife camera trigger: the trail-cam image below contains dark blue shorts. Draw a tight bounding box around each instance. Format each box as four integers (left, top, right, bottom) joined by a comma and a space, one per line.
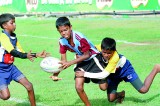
107, 60, 139, 94
0, 65, 25, 90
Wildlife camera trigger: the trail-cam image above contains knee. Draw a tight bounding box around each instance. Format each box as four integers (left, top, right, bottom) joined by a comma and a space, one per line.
154, 64, 160, 71
99, 83, 107, 91
1, 94, 10, 100
100, 87, 106, 91
25, 82, 34, 91
107, 94, 117, 102
75, 85, 84, 93
108, 98, 115, 102
138, 88, 148, 94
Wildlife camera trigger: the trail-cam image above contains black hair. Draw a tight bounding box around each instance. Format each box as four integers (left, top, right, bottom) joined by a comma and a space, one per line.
55, 17, 71, 29
0, 13, 15, 29
101, 37, 116, 51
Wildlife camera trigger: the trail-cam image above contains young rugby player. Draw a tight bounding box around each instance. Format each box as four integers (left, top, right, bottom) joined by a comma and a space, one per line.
50, 17, 119, 106
76, 37, 160, 103
0, 13, 48, 106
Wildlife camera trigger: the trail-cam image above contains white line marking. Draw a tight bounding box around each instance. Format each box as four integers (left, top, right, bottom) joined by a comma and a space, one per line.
116, 40, 150, 45
19, 34, 59, 40
18, 34, 150, 45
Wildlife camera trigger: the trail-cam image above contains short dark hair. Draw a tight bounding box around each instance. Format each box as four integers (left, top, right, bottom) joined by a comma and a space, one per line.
101, 37, 116, 51
55, 17, 71, 29
0, 13, 15, 29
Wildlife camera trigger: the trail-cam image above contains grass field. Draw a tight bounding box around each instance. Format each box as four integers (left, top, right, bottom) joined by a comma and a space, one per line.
0, 16, 160, 106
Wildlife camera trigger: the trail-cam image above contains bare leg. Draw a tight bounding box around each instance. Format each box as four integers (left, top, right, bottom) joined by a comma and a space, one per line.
18, 78, 36, 106
75, 77, 91, 106
139, 64, 160, 93
0, 88, 10, 100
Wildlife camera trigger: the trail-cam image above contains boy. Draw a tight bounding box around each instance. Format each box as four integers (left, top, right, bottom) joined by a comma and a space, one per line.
50, 17, 115, 106
76, 37, 160, 103
0, 13, 48, 106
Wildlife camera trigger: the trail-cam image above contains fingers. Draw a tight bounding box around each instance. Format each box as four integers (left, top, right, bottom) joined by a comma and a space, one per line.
46, 53, 51, 57
36, 50, 51, 58
59, 61, 71, 70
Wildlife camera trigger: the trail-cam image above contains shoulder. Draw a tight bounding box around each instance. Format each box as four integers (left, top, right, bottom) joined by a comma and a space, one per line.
95, 44, 101, 52
0, 33, 9, 40
0, 33, 7, 37
73, 30, 84, 35
59, 37, 68, 46
73, 31, 86, 39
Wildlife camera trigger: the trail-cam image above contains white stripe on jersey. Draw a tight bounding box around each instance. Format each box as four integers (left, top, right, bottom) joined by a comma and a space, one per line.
82, 56, 110, 79
116, 56, 126, 68
0, 47, 5, 62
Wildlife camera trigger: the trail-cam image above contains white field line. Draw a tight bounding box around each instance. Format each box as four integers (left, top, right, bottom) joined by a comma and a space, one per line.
19, 34, 150, 45
116, 40, 150, 45
9, 97, 48, 106
19, 34, 58, 40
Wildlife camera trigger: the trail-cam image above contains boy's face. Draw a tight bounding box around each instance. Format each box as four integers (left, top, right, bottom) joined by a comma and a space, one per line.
57, 25, 72, 40
101, 49, 114, 61
3, 19, 16, 33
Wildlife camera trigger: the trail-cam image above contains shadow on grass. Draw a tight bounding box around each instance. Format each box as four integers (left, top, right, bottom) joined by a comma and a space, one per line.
61, 98, 115, 106
61, 94, 160, 106
13, 94, 160, 106
14, 95, 46, 106
124, 94, 160, 103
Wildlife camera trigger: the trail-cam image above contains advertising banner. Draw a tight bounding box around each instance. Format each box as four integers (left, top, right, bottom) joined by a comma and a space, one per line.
0, 0, 160, 13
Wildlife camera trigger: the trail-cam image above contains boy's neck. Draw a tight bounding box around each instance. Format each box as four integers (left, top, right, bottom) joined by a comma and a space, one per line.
3, 29, 11, 35
68, 33, 75, 47
3, 30, 15, 36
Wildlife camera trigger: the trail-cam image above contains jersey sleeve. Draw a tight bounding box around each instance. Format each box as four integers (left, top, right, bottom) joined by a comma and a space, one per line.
16, 41, 25, 53
0, 33, 14, 53
84, 71, 110, 79
59, 42, 67, 54
104, 51, 119, 73
80, 38, 90, 53
95, 44, 101, 51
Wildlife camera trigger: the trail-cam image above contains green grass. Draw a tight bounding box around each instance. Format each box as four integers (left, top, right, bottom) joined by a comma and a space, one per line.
0, 16, 160, 106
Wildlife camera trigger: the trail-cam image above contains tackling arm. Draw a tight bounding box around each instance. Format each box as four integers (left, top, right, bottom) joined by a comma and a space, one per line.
77, 51, 120, 79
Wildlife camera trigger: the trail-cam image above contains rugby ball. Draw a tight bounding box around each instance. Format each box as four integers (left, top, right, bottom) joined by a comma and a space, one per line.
40, 57, 62, 73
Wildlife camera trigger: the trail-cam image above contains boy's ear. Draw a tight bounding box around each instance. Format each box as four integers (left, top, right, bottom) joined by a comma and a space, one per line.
2, 23, 7, 29
70, 25, 72, 29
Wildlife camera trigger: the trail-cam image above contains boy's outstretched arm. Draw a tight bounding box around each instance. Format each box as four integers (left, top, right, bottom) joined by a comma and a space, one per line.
10, 49, 49, 62
76, 51, 120, 79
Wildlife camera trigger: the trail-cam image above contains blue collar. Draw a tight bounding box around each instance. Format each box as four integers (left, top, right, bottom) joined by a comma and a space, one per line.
2, 30, 16, 37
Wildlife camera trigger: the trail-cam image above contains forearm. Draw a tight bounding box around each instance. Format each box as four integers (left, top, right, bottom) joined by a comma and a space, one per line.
70, 54, 90, 65
84, 71, 110, 79
10, 49, 27, 59
10, 49, 37, 59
